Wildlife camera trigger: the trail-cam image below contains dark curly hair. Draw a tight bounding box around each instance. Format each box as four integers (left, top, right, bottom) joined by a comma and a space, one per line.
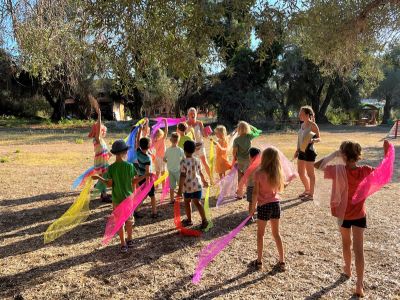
340, 141, 362, 162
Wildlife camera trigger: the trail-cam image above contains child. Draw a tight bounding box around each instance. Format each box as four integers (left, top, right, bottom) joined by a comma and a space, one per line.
164, 132, 185, 203
177, 140, 209, 229
92, 139, 140, 253
177, 122, 193, 149
135, 131, 159, 218
212, 125, 232, 179
314, 140, 389, 298
87, 95, 111, 203
153, 119, 168, 188
250, 147, 285, 272
232, 121, 257, 197
246, 147, 261, 221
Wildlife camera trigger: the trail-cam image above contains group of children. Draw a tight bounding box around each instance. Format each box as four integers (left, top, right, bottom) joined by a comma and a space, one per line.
88, 102, 390, 297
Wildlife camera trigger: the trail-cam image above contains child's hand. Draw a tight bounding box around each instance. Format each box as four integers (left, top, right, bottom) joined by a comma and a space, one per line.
203, 181, 209, 188
177, 190, 182, 197
293, 150, 299, 159
249, 207, 256, 216
92, 174, 100, 180
383, 140, 390, 156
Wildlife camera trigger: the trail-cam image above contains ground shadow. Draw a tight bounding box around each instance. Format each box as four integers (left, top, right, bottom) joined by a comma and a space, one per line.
304, 274, 350, 300
0, 191, 80, 207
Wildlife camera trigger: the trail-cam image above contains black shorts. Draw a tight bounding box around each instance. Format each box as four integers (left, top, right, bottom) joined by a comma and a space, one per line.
341, 217, 367, 229
298, 148, 317, 162
138, 179, 155, 198
257, 202, 281, 221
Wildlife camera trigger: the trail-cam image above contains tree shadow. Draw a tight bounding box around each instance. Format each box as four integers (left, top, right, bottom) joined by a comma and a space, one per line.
304, 274, 350, 300
0, 191, 80, 207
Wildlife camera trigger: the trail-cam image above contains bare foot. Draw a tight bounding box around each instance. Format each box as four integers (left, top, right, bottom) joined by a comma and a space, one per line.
354, 282, 365, 298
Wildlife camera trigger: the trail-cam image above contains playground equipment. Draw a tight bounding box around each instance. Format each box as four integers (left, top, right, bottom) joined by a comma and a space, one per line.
387, 120, 400, 138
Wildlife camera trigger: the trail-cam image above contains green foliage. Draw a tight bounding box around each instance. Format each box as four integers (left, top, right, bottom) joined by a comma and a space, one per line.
15, 149, 21, 153
75, 138, 84, 144
326, 107, 354, 125
0, 157, 9, 163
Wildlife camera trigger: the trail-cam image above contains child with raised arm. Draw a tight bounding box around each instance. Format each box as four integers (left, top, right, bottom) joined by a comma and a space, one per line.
164, 132, 185, 203
177, 140, 209, 230
211, 125, 232, 179
87, 95, 111, 203
92, 139, 142, 253
250, 147, 285, 272
153, 119, 168, 188
314, 140, 390, 298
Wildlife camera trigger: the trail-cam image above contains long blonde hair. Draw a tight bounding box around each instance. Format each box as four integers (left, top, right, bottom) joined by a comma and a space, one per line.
215, 125, 227, 140
259, 148, 284, 192
237, 121, 251, 136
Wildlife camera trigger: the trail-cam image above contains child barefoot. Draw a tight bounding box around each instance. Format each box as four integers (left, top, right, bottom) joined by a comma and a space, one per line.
177, 140, 209, 230
164, 132, 185, 203
87, 95, 111, 203
153, 119, 168, 188
232, 121, 257, 197
250, 147, 285, 271
212, 125, 232, 179
93, 139, 140, 253
135, 132, 159, 218
246, 147, 261, 221
314, 140, 390, 298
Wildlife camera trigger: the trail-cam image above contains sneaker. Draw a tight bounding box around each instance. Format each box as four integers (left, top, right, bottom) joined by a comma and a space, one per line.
126, 240, 134, 248
181, 219, 193, 226
120, 245, 128, 253
134, 211, 143, 219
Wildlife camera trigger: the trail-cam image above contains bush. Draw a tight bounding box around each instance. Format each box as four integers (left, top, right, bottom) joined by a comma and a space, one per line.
326, 107, 352, 125
0, 95, 52, 118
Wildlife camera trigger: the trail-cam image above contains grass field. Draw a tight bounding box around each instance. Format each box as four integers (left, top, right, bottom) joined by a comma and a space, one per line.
0, 124, 399, 300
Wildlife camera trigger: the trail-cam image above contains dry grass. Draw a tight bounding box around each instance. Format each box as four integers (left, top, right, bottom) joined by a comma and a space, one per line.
0, 125, 399, 300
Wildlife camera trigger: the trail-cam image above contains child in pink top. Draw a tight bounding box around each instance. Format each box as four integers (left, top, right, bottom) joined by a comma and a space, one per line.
250, 147, 285, 272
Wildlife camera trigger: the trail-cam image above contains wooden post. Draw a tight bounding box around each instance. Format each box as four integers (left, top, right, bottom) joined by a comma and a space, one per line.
395, 120, 399, 138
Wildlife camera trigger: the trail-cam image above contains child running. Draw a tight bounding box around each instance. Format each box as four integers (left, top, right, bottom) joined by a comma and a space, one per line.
246, 147, 261, 222
232, 121, 257, 198
164, 132, 185, 203
152, 119, 168, 188
87, 95, 111, 203
250, 147, 285, 272
314, 140, 390, 298
177, 140, 209, 229
212, 125, 232, 179
92, 139, 141, 253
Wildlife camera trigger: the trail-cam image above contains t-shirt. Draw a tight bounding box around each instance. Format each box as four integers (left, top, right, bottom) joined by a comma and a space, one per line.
180, 157, 203, 193
233, 134, 254, 161
153, 138, 166, 158
254, 170, 280, 206
164, 146, 185, 173
178, 134, 193, 149
135, 148, 152, 176
106, 161, 136, 205
324, 165, 374, 220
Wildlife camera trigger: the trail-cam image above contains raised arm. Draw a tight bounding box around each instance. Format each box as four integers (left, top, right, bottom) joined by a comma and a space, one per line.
135, 125, 142, 149
163, 118, 168, 140
95, 108, 101, 143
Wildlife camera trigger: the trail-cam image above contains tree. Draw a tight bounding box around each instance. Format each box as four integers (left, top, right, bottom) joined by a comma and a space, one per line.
373, 45, 400, 123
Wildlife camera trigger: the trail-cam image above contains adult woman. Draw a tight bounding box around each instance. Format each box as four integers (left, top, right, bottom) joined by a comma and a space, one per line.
187, 107, 212, 181
294, 106, 321, 201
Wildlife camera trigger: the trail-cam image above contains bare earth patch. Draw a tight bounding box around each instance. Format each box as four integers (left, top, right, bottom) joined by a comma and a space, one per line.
0, 125, 399, 300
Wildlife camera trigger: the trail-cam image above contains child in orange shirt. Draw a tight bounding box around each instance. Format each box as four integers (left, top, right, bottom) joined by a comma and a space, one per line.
212, 125, 231, 179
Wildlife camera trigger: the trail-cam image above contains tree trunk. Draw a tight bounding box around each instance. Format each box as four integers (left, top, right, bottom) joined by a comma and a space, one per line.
129, 87, 143, 119
317, 81, 335, 123
382, 94, 392, 124
50, 97, 66, 121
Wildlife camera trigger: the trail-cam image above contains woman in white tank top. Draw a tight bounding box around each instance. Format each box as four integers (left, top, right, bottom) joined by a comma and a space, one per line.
187, 107, 212, 182
293, 106, 321, 201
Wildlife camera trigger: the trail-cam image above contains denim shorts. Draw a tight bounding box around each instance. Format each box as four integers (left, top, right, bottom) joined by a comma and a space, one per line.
184, 190, 202, 200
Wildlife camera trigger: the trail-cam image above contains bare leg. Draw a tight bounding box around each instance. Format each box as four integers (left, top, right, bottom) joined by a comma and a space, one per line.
150, 196, 157, 214
169, 189, 175, 203
340, 227, 352, 277
125, 220, 133, 241
184, 198, 192, 221
200, 155, 211, 181
155, 171, 161, 188
192, 199, 206, 222
257, 220, 267, 263
270, 219, 284, 263
352, 226, 365, 297
297, 159, 310, 194
305, 162, 316, 196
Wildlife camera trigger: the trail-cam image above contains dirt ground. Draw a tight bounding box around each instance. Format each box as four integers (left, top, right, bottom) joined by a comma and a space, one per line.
0, 125, 399, 300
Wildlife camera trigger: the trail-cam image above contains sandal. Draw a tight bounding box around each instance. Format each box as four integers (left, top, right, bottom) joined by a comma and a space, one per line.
126, 240, 134, 248
298, 192, 309, 198
182, 219, 193, 227
200, 220, 209, 230
251, 259, 263, 271
120, 245, 128, 253
301, 194, 314, 201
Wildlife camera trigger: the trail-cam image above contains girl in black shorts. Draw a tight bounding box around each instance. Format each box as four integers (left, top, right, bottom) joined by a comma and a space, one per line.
249, 147, 286, 272
294, 106, 321, 201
